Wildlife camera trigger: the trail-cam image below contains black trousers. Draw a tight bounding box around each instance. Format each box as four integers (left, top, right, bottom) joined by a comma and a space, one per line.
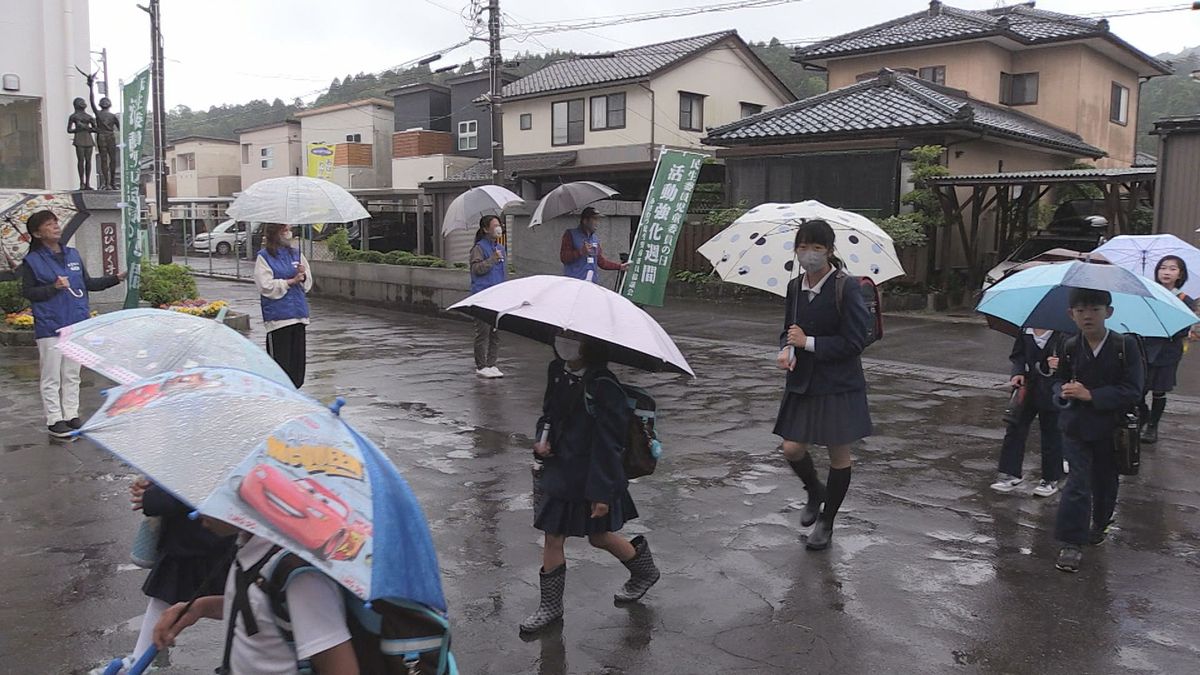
267, 323, 306, 388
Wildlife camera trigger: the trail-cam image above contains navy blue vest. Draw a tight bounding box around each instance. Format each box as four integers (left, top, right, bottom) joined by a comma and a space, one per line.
23, 246, 91, 339
563, 228, 601, 282
258, 247, 310, 323
471, 238, 506, 293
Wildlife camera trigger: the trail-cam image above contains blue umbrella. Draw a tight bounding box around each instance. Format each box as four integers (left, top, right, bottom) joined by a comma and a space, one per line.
84, 367, 454, 674
976, 261, 1198, 337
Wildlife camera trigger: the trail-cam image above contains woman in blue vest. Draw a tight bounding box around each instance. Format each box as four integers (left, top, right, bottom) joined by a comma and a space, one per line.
19, 210, 124, 437
773, 219, 872, 551
254, 223, 312, 388
469, 215, 507, 378
559, 207, 627, 284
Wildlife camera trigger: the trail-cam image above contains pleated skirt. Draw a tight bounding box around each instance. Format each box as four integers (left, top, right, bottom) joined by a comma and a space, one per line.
773, 389, 872, 446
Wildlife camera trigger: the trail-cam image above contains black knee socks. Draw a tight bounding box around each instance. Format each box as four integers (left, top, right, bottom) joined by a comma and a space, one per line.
1150, 394, 1166, 426
822, 466, 852, 525
788, 454, 821, 493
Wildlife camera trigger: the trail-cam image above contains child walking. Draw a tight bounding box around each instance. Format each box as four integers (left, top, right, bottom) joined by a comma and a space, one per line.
990, 327, 1067, 497
521, 335, 660, 634
1138, 255, 1198, 444
774, 219, 872, 551
1052, 288, 1144, 573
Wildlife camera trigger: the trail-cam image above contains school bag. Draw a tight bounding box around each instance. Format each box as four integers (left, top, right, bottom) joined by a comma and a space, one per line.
834, 272, 883, 347
230, 544, 458, 675
1060, 331, 1145, 476
584, 372, 662, 479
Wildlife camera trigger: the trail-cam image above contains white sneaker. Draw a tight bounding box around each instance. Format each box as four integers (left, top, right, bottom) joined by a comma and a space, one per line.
1032, 480, 1060, 498
1063, 460, 1070, 474
475, 368, 490, 378
486, 366, 505, 378
990, 474, 1024, 493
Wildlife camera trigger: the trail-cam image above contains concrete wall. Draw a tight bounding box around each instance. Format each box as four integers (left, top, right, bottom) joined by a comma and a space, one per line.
0, 0, 91, 191
391, 155, 477, 190
310, 259, 471, 315
239, 123, 302, 187
69, 191, 126, 309
167, 140, 242, 197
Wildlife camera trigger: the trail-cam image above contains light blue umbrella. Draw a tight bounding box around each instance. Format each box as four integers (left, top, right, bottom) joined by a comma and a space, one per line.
976, 261, 1197, 337
87, 367, 454, 674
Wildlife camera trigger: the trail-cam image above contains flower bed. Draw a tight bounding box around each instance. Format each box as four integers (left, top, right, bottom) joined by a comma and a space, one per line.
4, 308, 33, 330
161, 299, 229, 318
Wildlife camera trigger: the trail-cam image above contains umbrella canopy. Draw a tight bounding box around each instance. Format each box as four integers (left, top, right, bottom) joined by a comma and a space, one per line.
449, 275, 694, 377
529, 181, 618, 228
80, 367, 446, 611
1094, 234, 1200, 298
976, 261, 1198, 337
697, 200, 905, 297
0, 192, 89, 276
226, 176, 369, 225
441, 185, 522, 235
56, 308, 294, 388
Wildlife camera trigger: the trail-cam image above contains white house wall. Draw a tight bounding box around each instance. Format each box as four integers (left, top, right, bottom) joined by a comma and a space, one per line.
239, 124, 302, 187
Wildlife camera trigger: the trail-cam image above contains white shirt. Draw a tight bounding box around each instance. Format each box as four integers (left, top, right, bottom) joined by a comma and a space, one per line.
223, 535, 350, 674
254, 252, 314, 333
798, 267, 837, 352
1025, 328, 1053, 350
1088, 331, 1109, 358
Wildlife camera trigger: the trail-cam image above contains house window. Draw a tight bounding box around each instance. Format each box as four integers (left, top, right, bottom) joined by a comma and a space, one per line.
918, 66, 945, 85
552, 99, 585, 146
1000, 72, 1038, 105
740, 102, 764, 118
590, 93, 626, 131
520, 113, 532, 130
175, 153, 196, 172
0, 95, 45, 188
260, 146, 274, 169
679, 92, 704, 131
240, 143, 250, 164
458, 120, 478, 151
345, 133, 362, 143
1110, 82, 1130, 125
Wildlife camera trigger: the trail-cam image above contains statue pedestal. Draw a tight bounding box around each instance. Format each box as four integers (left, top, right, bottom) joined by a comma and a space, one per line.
71, 190, 128, 309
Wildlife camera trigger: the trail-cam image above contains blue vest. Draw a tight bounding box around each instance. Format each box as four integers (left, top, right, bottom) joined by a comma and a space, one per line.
258, 247, 310, 323
23, 246, 92, 339
563, 228, 601, 282
471, 238, 506, 293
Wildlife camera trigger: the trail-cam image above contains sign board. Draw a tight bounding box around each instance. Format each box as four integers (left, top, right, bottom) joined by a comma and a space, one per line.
101, 222, 119, 276
306, 143, 335, 180
120, 68, 151, 309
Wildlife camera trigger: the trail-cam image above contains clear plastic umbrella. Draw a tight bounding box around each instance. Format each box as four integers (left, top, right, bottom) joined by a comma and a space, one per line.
529, 181, 618, 227
440, 185, 522, 235
1094, 234, 1200, 298
226, 176, 369, 225
1, 192, 89, 275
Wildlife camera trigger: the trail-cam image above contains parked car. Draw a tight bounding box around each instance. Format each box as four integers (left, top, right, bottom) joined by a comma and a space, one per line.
238, 463, 372, 561
982, 200, 1109, 289
192, 219, 259, 255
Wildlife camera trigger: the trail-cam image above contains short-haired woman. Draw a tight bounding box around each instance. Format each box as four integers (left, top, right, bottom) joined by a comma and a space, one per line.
254, 223, 312, 388
469, 214, 507, 378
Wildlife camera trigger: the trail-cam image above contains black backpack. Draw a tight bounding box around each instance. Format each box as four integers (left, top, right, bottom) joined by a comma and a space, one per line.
833, 272, 883, 347
584, 372, 661, 479
228, 545, 457, 675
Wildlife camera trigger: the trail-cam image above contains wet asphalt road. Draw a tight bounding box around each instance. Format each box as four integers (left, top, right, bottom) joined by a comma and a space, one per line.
1, 277, 1198, 674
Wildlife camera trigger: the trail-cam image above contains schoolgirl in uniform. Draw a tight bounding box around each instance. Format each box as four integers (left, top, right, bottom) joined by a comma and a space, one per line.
1139, 255, 1199, 444
774, 219, 872, 551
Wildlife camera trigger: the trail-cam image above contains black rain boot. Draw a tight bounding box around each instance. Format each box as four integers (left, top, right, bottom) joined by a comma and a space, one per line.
788, 454, 826, 527
614, 535, 661, 603
520, 564, 565, 634
807, 466, 851, 551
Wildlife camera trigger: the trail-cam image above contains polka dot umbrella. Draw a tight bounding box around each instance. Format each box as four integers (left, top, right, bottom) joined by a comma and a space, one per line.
696, 200, 906, 297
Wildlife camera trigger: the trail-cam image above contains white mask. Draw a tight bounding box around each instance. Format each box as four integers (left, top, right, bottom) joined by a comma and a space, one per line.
281, 228, 294, 241
554, 336, 582, 361
492, 227, 503, 238
796, 250, 827, 272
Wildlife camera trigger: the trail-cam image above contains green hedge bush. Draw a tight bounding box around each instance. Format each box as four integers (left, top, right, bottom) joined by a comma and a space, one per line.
140, 263, 198, 306
327, 227, 450, 269
0, 280, 29, 314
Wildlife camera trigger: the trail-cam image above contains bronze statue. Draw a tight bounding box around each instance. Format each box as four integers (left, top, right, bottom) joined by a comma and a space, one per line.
88, 74, 120, 191
67, 95, 96, 191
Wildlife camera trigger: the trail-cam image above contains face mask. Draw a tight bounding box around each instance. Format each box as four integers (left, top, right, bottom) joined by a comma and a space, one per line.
281, 228, 294, 241
554, 336, 582, 361
796, 250, 827, 272
492, 227, 503, 238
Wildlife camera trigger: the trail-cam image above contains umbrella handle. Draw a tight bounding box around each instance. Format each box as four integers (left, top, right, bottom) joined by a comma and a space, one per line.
126, 646, 158, 675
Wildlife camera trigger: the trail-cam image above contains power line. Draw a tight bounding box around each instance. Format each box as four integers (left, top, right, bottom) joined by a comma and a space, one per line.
507, 0, 809, 37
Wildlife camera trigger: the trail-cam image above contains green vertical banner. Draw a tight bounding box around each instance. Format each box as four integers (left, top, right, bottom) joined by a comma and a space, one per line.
120, 69, 151, 309
619, 148, 708, 306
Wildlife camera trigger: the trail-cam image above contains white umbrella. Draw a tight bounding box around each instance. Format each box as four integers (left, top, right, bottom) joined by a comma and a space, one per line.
441, 185, 522, 235
226, 176, 369, 225
697, 200, 905, 297
449, 275, 694, 377
529, 181, 618, 228
1094, 234, 1200, 298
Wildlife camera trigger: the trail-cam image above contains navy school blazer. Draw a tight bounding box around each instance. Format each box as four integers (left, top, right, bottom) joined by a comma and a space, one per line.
1052, 331, 1145, 442
1009, 331, 1069, 411
778, 270, 869, 396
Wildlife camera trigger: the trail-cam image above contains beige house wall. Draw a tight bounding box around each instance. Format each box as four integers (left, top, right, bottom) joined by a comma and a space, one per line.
299, 104, 394, 188
165, 140, 241, 198
1075, 48, 1140, 168
826, 41, 1010, 103
239, 123, 302, 187
503, 41, 791, 156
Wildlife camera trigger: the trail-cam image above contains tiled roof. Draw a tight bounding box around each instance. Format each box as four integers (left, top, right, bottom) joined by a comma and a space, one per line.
1134, 151, 1156, 167
796, 2, 1170, 75
925, 166, 1157, 184
503, 31, 736, 99
443, 151, 579, 183
704, 69, 1104, 157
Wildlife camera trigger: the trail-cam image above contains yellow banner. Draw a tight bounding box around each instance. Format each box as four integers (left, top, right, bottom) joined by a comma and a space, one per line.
306, 142, 335, 179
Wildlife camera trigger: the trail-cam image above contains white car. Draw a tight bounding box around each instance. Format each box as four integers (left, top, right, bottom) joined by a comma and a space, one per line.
192, 220, 258, 255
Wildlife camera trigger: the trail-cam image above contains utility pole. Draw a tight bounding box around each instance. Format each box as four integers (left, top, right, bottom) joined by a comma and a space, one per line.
141, 0, 170, 263
487, 0, 505, 186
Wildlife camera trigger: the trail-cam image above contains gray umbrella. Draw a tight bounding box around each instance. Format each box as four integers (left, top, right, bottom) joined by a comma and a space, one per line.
529, 181, 618, 227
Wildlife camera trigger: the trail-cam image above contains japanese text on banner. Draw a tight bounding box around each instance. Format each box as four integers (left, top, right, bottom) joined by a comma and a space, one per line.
120, 69, 151, 309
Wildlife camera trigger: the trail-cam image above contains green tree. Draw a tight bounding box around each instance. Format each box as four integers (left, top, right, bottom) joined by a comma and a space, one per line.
1137, 46, 1200, 154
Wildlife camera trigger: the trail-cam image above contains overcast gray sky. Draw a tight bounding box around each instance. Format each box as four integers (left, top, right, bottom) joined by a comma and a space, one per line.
87, 0, 1200, 110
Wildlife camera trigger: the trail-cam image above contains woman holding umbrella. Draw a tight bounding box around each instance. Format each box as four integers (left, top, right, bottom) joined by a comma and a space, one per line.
469, 215, 506, 378
774, 219, 872, 551
254, 223, 313, 388
19, 209, 124, 437
1139, 255, 1199, 444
